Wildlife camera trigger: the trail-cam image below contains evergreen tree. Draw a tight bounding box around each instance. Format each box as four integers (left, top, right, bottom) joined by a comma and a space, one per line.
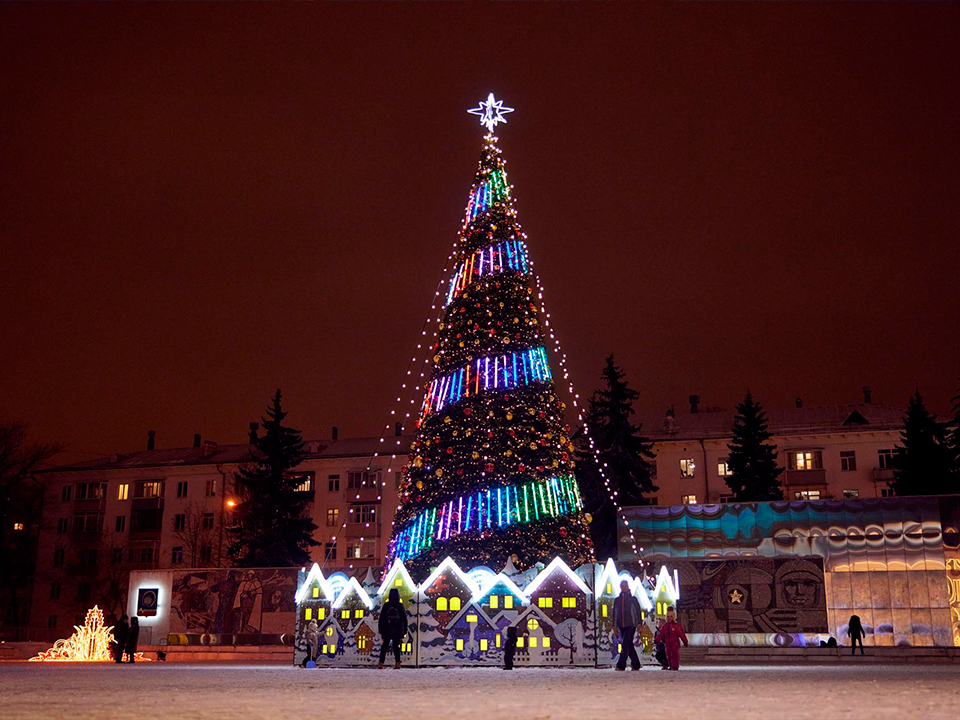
948, 381, 960, 483
725, 392, 783, 501
576, 355, 657, 560
228, 390, 318, 567
387, 102, 594, 578
890, 390, 955, 497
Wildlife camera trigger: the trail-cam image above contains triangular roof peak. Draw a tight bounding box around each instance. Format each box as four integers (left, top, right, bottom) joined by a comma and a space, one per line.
596, 558, 620, 595
420, 556, 479, 596
331, 576, 374, 610
472, 572, 530, 605
653, 566, 680, 604
377, 559, 417, 596
295, 563, 335, 604
524, 557, 592, 597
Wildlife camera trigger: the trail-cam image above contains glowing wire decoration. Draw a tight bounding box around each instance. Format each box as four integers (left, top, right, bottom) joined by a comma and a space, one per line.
29, 606, 148, 662
468, 92, 515, 132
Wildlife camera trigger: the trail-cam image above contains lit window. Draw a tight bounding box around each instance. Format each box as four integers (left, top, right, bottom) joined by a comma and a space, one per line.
466, 614, 478, 623
358, 636, 367, 650
321, 644, 327, 654
516, 637, 525, 648
789, 451, 822, 471
480, 639, 488, 651
618, 643, 622, 653
840, 451, 857, 472
681, 494, 697, 505
326, 626, 334, 636
394, 578, 403, 587
602, 604, 608, 617
543, 637, 551, 648
354, 609, 363, 619
527, 619, 539, 631
529, 637, 538, 648
305, 608, 312, 620
456, 639, 464, 651
13, 522, 24, 531
606, 583, 612, 594
341, 610, 350, 619
436, 597, 448, 611
537, 597, 553, 608
495, 634, 501, 647
118, 484, 129, 501
562, 597, 576, 608
717, 458, 732, 477
328, 645, 335, 655
318, 608, 325, 620
504, 596, 514, 609
489, 595, 499, 609
843, 489, 859, 499
326, 509, 339, 527
795, 490, 821, 500
679, 458, 696, 478
312, 587, 320, 599
449, 597, 461, 611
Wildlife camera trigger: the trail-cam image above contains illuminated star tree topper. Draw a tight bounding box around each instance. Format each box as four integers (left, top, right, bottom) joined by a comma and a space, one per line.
468, 92, 515, 133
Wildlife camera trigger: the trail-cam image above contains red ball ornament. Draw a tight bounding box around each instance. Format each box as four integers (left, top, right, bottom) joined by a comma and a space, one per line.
464, 408, 472, 416
537, 466, 545, 473
446, 447, 453, 454
517, 464, 525, 472
456, 468, 464, 476
485, 463, 495, 473
559, 528, 568, 538
487, 430, 494, 438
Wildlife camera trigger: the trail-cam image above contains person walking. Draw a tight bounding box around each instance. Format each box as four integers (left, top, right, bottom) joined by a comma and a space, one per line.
113, 615, 129, 664
848, 614, 865, 656
503, 626, 518, 670
612, 580, 642, 672
655, 606, 688, 671
125, 617, 140, 663
377, 588, 408, 669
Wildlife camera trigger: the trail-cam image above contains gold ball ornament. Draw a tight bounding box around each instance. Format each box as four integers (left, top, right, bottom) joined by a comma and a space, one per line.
416, 480, 423, 489
506, 412, 513, 421
435, 469, 443, 477
585, 513, 593, 524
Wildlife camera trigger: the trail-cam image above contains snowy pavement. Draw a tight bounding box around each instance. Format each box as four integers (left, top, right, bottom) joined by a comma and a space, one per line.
2, 663, 959, 720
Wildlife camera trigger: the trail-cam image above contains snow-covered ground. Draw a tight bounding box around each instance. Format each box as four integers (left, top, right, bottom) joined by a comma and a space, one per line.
2, 664, 959, 720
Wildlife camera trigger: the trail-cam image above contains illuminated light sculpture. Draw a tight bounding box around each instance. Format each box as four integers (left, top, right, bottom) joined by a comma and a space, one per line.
29, 606, 148, 662
467, 92, 514, 133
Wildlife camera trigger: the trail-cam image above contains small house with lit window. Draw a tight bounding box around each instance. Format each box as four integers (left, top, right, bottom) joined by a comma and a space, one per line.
511, 606, 560, 665
524, 557, 592, 625
293, 563, 337, 666
445, 603, 500, 663
316, 619, 344, 660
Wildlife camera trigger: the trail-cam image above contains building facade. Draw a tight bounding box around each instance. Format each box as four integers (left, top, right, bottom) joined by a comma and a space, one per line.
646, 401, 903, 506
26, 433, 411, 639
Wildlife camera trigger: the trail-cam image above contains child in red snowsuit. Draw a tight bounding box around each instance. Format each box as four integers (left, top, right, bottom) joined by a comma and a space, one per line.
654, 606, 688, 671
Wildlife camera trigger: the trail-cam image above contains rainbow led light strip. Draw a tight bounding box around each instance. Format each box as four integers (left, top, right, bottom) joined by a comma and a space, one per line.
419, 346, 552, 421
391, 475, 583, 562
464, 169, 509, 224
446, 238, 530, 305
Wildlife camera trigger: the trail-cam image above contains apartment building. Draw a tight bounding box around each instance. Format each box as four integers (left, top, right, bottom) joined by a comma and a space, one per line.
28, 431, 411, 638
646, 396, 902, 506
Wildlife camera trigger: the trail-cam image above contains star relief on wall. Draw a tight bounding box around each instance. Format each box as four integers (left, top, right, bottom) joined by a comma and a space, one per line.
728, 588, 744, 604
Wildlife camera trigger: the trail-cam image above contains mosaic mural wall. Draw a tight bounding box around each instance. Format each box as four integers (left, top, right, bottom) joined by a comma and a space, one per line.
620, 496, 960, 647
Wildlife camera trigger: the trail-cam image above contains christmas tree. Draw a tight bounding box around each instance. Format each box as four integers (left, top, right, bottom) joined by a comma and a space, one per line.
387, 95, 595, 578
890, 390, 954, 497
725, 392, 784, 501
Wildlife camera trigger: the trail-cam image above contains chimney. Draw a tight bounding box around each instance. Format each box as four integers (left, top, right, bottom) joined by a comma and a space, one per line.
689, 395, 700, 414
332, 426, 339, 441
147, 430, 156, 451
395, 421, 403, 437
795, 398, 803, 408
861, 386, 873, 404
202, 440, 218, 458
193, 433, 201, 448
248, 422, 259, 444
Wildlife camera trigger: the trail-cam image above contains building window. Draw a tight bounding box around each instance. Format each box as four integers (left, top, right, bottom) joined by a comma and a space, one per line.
292, 473, 314, 493
205, 480, 217, 497
73, 512, 104, 533
117, 484, 129, 501
679, 458, 696, 478
788, 451, 822, 471
489, 595, 499, 609
134, 481, 164, 499
57, 518, 68, 534
719, 494, 734, 504
449, 597, 461, 611
562, 597, 577, 608
76, 482, 107, 500
115, 515, 126, 533
202, 513, 215, 530
681, 495, 697, 505
717, 458, 732, 477
354, 505, 377, 524
326, 508, 339, 527
881, 487, 895, 498
61, 486, 72, 502
47, 615, 57, 628
878, 449, 894, 469
50, 582, 61, 600
53, 548, 65, 566
172, 547, 183, 564
200, 546, 212, 564
328, 475, 340, 492
840, 451, 857, 472
77, 583, 91, 601
361, 541, 375, 558
347, 470, 381, 489
112, 548, 123, 565
843, 489, 860, 499
436, 597, 448, 611
480, 638, 488, 651
504, 595, 514, 609
346, 542, 361, 559
324, 541, 337, 561
795, 490, 821, 500
538, 597, 553, 609
177, 481, 188, 498
173, 514, 186, 531
80, 548, 98, 566
528, 618, 539, 631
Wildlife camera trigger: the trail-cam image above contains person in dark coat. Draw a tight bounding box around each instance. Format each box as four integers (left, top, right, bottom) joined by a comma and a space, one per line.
125, 617, 140, 663
503, 626, 518, 670
612, 580, 642, 671
377, 588, 408, 669
113, 615, 129, 663
848, 614, 865, 656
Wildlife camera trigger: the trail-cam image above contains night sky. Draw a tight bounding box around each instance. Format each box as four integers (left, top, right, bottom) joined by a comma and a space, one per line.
2, 4, 958, 463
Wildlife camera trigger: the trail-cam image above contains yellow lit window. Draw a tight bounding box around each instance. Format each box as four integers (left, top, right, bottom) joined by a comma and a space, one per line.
456, 639, 464, 651
480, 639, 488, 651
489, 595, 499, 609
321, 644, 327, 653
618, 643, 622, 653
504, 596, 514, 609
312, 587, 320, 598
395, 577, 403, 587
466, 614, 478, 623
341, 610, 350, 619
495, 634, 501, 647
516, 637, 525, 648
326, 626, 334, 636
318, 608, 325, 620
450, 597, 461, 611
354, 609, 363, 619
562, 597, 576, 608
118, 484, 129, 501
606, 583, 612, 594
305, 608, 312, 620
436, 597, 448, 611
529, 637, 538, 648
328, 645, 336, 655
602, 605, 608, 617
358, 636, 367, 650
401, 642, 411, 653
527, 619, 539, 631
543, 637, 551, 648
538, 597, 553, 608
